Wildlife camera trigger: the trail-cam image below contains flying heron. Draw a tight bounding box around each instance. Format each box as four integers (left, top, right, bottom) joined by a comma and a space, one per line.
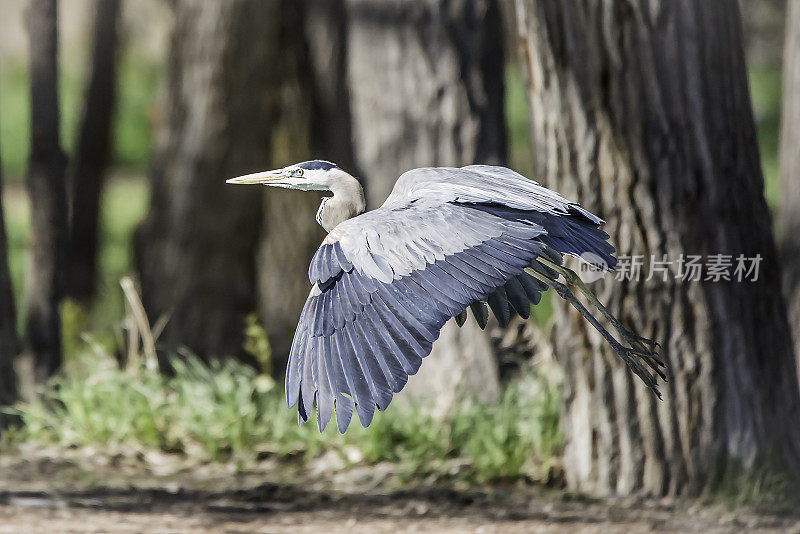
228, 161, 664, 432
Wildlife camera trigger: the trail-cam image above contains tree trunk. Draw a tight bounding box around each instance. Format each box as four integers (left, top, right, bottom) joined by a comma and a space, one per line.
256, 0, 354, 365
345, 0, 506, 411
134, 0, 281, 364
515, 0, 800, 496
0, 132, 19, 420
779, 0, 800, 371
67, 0, 121, 302
25, 0, 68, 381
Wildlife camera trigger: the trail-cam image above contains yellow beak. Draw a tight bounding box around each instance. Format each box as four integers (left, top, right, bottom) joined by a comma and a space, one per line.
226, 169, 284, 185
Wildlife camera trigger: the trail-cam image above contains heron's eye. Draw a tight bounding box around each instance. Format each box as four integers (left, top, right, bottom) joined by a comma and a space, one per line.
295, 169, 304, 176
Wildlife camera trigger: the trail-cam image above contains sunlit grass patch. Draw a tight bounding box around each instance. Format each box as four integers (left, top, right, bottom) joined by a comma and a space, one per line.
4, 342, 562, 484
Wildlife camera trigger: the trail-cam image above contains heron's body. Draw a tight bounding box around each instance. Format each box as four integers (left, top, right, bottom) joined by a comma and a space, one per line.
228, 161, 664, 432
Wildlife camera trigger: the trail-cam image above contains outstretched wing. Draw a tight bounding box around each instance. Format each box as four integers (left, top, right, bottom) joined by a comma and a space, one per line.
288, 166, 616, 433
291, 201, 539, 432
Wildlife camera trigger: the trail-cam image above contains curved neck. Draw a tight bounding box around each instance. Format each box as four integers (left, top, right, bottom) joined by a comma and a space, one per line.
317, 170, 366, 232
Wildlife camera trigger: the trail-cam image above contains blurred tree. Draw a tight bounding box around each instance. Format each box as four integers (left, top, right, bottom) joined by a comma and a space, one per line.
516, 0, 800, 496
135, 0, 280, 364
344, 0, 506, 413
0, 132, 18, 420
256, 0, 354, 364
67, 0, 121, 302
779, 0, 800, 367
25, 0, 68, 381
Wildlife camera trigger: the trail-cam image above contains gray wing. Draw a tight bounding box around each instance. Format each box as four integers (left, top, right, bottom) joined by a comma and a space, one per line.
385, 164, 605, 224
385, 165, 616, 267
288, 181, 614, 433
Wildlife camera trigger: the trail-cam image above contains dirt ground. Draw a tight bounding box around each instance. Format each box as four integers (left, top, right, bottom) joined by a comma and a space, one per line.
3, 485, 800, 534
1, 446, 799, 533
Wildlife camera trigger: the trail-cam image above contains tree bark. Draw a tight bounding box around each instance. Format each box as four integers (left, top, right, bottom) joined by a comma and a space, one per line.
134, 0, 281, 364
25, 0, 68, 381
0, 131, 19, 419
67, 0, 121, 302
345, 0, 506, 411
779, 0, 800, 371
256, 0, 354, 365
515, 0, 800, 496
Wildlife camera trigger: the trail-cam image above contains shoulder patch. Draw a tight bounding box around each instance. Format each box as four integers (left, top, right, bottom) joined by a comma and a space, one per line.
323, 226, 347, 244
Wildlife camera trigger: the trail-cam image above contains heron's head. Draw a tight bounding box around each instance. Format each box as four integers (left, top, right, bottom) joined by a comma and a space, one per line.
226, 160, 341, 191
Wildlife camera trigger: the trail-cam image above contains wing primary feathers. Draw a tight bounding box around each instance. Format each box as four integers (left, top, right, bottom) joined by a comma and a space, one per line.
370, 299, 426, 374
375, 284, 439, 342
331, 330, 366, 425
460, 248, 515, 280
300, 336, 317, 422
487, 286, 511, 327
362, 305, 417, 383
328, 329, 354, 433
384, 278, 449, 327
426, 262, 481, 303
345, 322, 392, 411
372, 292, 433, 358
336, 327, 375, 427
437, 258, 490, 294
446, 254, 503, 289
316, 335, 335, 432
470, 301, 489, 329
517, 273, 546, 304
504, 276, 531, 319
354, 317, 404, 396
408, 269, 464, 314
286, 322, 307, 408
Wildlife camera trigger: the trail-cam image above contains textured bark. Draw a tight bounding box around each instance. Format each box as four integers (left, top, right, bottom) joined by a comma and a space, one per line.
25, 0, 68, 381
0, 136, 18, 418
516, 0, 800, 496
345, 0, 506, 410
67, 0, 121, 301
779, 0, 800, 369
135, 0, 280, 363
299, 0, 357, 171
256, 0, 354, 364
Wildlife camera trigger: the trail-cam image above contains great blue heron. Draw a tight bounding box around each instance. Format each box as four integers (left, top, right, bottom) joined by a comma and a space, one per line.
228, 161, 664, 432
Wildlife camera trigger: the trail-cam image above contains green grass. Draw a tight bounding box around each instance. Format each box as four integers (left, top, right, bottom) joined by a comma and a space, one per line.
3, 343, 563, 483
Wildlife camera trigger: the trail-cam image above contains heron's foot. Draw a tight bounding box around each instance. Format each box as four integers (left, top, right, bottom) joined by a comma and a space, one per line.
619, 333, 667, 381
616, 323, 662, 350
612, 342, 664, 399
525, 263, 666, 398
536, 256, 665, 358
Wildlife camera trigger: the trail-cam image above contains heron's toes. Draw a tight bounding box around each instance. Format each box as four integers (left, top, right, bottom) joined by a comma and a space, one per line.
618, 326, 662, 349
617, 348, 663, 398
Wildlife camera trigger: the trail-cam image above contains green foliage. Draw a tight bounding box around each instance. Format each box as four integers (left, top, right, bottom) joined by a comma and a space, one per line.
0, 52, 159, 181
747, 65, 782, 210
0, 60, 31, 179
242, 313, 272, 375
451, 374, 562, 481
111, 54, 161, 168
5, 344, 562, 482
505, 65, 533, 180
